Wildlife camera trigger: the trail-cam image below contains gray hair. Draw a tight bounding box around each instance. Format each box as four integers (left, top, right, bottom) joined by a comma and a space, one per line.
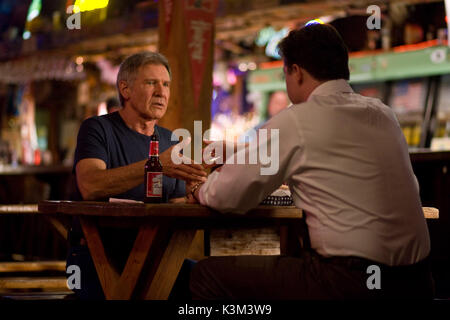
116, 52, 171, 106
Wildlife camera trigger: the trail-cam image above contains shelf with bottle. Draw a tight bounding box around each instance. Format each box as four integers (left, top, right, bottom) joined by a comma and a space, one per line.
349, 42, 450, 84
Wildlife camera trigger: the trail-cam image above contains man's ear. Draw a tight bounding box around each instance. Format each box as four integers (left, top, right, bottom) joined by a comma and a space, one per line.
291, 64, 303, 85
119, 80, 130, 101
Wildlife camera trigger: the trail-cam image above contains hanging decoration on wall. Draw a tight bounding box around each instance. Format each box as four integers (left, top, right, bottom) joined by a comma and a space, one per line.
183, 0, 218, 109
162, 0, 174, 40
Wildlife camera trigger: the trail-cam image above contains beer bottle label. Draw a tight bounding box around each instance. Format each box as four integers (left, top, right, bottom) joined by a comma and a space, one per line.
150, 141, 159, 156
146, 172, 163, 197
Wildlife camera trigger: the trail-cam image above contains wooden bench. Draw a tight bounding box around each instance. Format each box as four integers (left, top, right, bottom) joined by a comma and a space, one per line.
0, 261, 70, 297
0, 261, 66, 273
0, 262, 71, 299
0, 205, 71, 299
0, 277, 68, 290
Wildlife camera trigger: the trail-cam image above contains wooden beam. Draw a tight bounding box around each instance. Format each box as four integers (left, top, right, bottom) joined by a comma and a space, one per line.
0, 261, 66, 273
0, 277, 69, 290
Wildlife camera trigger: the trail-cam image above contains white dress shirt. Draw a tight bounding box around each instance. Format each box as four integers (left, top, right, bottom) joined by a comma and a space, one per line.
199, 79, 430, 266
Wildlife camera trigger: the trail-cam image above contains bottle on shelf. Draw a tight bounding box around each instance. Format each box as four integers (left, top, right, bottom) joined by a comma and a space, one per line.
144, 134, 163, 203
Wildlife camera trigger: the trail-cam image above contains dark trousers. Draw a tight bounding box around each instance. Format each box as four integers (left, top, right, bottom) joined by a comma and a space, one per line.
189, 249, 435, 300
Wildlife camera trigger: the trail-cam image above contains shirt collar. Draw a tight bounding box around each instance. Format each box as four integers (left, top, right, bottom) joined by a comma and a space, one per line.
307, 79, 354, 101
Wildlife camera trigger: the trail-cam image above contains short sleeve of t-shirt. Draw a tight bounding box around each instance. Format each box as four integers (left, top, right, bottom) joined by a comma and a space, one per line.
74, 117, 108, 168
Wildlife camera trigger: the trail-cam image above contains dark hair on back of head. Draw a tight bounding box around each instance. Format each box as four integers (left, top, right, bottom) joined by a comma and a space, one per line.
277, 24, 350, 81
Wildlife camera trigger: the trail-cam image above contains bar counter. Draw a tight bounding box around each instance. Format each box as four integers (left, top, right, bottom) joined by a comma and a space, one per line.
409, 149, 450, 163
0, 165, 72, 203
0, 164, 71, 176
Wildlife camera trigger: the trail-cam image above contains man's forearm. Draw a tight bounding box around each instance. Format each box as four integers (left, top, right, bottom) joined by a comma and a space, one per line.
77, 159, 147, 200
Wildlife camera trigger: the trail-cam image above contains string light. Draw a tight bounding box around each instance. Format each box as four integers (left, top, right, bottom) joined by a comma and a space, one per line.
305, 18, 325, 27
73, 0, 109, 13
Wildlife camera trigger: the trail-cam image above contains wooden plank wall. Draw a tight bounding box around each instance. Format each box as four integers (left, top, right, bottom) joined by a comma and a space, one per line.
210, 227, 280, 256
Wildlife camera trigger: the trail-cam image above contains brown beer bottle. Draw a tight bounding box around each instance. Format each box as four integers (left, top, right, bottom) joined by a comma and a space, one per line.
144, 134, 163, 203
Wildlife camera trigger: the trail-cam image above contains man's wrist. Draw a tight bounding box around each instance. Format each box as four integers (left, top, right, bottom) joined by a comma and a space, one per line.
190, 181, 204, 200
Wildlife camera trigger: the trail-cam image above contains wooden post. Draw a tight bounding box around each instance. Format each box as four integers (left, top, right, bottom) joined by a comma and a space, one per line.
157, 0, 217, 137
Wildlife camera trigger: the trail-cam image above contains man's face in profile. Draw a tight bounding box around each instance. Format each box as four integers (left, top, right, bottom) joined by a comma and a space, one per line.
127, 63, 171, 121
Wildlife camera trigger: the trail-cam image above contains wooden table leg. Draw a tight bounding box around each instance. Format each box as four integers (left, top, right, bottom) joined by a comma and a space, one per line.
144, 229, 199, 300
80, 217, 160, 300
112, 223, 159, 299
80, 217, 120, 299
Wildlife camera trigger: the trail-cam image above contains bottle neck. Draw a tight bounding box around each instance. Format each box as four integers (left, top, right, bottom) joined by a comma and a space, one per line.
149, 141, 159, 157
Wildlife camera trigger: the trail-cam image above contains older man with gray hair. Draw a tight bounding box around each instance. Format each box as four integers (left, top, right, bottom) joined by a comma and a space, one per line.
67, 51, 207, 299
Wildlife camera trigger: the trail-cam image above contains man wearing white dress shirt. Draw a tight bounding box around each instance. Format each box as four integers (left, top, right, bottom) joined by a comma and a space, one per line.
188, 24, 434, 299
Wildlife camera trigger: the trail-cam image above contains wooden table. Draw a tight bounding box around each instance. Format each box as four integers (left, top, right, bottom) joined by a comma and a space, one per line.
37, 201, 303, 300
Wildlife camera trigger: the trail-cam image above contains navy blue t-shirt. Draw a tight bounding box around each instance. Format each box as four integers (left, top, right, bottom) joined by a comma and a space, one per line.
72, 111, 186, 202
69, 112, 186, 267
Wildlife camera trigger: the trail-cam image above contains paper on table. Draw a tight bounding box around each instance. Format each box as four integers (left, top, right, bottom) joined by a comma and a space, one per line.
270, 187, 291, 197
109, 198, 144, 203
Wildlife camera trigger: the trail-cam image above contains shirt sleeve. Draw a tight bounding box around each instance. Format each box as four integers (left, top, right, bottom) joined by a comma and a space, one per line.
74, 117, 108, 167
198, 108, 304, 214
